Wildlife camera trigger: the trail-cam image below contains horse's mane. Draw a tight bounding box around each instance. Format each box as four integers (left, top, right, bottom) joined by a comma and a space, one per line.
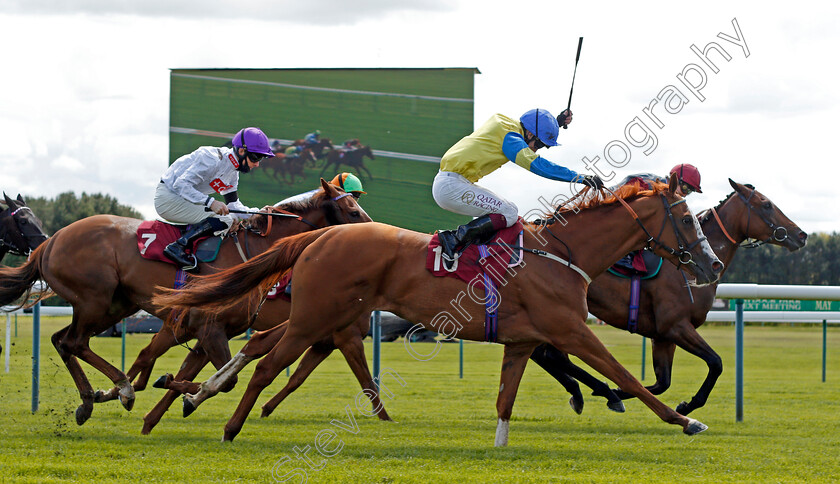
244, 189, 327, 233
539, 182, 669, 221
697, 183, 755, 225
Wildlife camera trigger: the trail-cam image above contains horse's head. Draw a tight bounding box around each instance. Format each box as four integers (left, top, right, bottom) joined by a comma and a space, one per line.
363, 145, 375, 159
722, 179, 808, 252
631, 174, 723, 285
316, 178, 372, 224
1, 192, 49, 256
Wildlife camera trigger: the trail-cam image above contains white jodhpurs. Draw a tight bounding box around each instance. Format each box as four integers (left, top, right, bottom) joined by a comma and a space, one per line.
154, 183, 234, 230
432, 171, 518, 227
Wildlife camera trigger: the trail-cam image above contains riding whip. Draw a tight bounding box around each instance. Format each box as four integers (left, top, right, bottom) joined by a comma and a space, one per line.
563, 36, 583, 129
204, 208, 301, 218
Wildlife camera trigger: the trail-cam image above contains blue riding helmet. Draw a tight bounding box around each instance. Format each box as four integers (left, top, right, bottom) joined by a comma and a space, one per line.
520, 109, 561, 147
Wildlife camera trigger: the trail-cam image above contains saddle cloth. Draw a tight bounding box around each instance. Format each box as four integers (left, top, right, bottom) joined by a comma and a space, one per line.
136, 220, 221, 265
425, 221, 524, 289
608, 249, 663, 280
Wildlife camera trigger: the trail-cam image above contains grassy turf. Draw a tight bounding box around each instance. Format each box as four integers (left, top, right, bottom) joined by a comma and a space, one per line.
0, 317, 838, 483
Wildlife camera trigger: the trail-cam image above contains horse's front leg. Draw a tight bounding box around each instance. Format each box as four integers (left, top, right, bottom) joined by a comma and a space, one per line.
668, 325, 722, 415
495, 342, 536, 447
550, 321, 707, 435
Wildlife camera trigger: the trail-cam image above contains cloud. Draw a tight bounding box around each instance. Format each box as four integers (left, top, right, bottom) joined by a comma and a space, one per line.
0, 0, 455, 24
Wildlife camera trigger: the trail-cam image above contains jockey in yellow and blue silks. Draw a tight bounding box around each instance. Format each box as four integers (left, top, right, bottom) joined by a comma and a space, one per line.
433, 108, 604, 260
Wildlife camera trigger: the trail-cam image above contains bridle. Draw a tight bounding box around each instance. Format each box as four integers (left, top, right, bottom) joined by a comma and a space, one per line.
534, 186, 706, 273
734, 187, 789, 248
607, 188, 705, 266
0, 206, 42, 256
705, 187, 789, 250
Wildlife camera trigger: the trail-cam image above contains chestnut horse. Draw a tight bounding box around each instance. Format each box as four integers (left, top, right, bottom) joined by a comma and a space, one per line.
0, 193, 48, 262
530, 179, 808, 415
154, 174, 723, 444
0, 180, 373, 427
319, 145, 374, 180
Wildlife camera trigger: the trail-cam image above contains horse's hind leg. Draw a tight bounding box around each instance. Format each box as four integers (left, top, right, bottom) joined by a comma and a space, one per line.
223, 331, 315, 442
335, 326, 392, 421
260, 342, 334, 418
182, 322, 290, 415
95, 328, 183, 403
495, 342, 536, 447
612, 340, 676, 400
52, 327, 97, 425
142, 347, 211, 434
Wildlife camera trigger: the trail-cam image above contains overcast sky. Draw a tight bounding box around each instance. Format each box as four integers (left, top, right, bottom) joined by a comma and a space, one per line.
1, 1, 838, 234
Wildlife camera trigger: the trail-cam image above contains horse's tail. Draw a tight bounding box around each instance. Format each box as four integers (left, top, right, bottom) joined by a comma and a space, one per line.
152, 227, 333, 314
0, 243, 49, 308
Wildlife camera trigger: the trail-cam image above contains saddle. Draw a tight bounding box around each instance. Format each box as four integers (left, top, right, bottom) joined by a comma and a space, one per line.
136, 220, 222, 265
607, 249, 663, 280
425, 222, 524, 343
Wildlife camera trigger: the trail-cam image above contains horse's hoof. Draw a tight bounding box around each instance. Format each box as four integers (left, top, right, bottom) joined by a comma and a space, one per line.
152, 374, 172, 389
119, 393, 135, 412
141, 416, 156, 435
607, 400, 626, 413
676, 401, 692, 415
683, 418, 708, 435
183, 397, 197, 418
260, 406, 274, 419
569, 395, 584, 415
75, 404, 92, 426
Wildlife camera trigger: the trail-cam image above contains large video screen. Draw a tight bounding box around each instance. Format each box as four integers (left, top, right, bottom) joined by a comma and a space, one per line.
169, 68, 478, 233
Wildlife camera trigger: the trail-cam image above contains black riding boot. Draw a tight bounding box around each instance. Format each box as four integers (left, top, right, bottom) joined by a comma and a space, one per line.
163, 217, 226, 272
438, 214, 498, 261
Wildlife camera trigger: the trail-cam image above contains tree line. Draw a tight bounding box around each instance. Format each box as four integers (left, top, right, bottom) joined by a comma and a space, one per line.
721, 231, 840, 285
3, 191, 142, 269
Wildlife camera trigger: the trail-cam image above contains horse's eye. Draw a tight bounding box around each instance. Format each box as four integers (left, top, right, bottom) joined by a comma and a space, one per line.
682, 215, 692, 225
762, 202, 771, 210
350, 211, 360, 218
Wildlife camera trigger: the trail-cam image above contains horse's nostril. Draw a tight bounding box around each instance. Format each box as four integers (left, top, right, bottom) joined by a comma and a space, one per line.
799, 231, 808, 241
712, 260, 724, 273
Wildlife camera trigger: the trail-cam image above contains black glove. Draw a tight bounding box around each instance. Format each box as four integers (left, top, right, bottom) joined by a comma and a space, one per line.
581, 174, 604, 190
557, 109, 573, 129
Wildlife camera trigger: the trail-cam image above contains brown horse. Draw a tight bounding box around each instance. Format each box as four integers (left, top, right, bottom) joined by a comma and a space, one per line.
0, 180, 372, 426
320, 145, 374, 180
262, 149, 317, 185
154, 174, 723, 443
530, 178, 808, 415
0, 193, 49, 262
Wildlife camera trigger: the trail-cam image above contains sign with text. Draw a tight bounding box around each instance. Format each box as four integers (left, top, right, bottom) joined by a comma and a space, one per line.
728, 299, 840, 311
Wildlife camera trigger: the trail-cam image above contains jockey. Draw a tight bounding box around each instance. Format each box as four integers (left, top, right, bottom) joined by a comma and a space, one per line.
621, 163, 702, 195
155, 127, 274, 271
303, 130, 321, 147
343, 138, 361, 150
270, 140, 283, 155
284, 144, 302, 158
432, 108, 603, 260
614, 163, 702, 271
276, 173, 366, 205
330, 172, 366, 199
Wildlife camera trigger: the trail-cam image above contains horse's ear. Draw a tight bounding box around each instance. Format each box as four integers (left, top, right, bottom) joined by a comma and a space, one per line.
728, 178, 740, 191
668, 172, 678, 194
16, 194, 24, 203
320, 177, 336, 196
4, 192, 14, 207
